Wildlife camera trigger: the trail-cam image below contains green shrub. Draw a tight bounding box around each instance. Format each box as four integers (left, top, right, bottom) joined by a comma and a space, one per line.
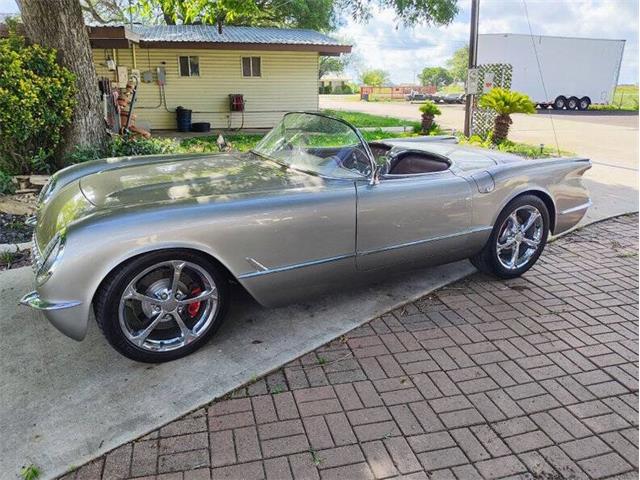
0, 170, 15, 195
458, 134, 571, 158
64, 145, 104, 165
109, 136, 178, 157
0, 23, 76, 174
418, 101, 442, 116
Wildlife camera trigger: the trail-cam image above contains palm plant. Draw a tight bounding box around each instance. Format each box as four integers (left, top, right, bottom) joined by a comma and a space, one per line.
418, 101, 441, 133
478, 88, 536, 143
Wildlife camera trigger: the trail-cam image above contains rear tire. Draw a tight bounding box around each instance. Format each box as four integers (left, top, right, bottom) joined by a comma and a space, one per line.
470, 195, 550, 279
553, 96, 567, 110
578, 97, 591, 111
567, 96, 579, 110
95, 250, 229, 363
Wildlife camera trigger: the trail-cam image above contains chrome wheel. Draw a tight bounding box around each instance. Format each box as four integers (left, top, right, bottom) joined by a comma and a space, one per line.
118, 260, 219, 352
495, 206, 544, 270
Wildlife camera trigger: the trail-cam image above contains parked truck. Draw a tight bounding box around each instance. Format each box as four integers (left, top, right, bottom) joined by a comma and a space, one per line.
477, 33, 625, 110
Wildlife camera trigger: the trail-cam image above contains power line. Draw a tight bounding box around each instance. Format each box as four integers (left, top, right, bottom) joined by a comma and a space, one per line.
522, 0, 561, 156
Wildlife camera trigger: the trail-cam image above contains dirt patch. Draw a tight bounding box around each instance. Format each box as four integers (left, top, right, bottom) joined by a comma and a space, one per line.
0, 248, 31, 271
0, 213, 33, 244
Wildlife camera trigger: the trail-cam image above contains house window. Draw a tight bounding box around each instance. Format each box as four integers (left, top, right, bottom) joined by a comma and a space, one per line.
242, 57, 261, 77
179, 56, 199, 77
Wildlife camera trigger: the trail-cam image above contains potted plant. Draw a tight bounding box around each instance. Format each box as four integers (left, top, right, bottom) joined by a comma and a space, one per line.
478, 88, 536, 143
418, 101, 441, 133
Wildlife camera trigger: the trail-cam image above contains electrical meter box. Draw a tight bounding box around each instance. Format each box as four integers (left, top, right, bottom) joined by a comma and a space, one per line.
130, 69, 141, 83
116, 66, 128, 87
106, 59, 117, 71
157, 67, 167, 86
142, 70, 154, 83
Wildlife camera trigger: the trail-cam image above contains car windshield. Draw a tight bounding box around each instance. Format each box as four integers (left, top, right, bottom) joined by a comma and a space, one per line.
253, 112, 373, 179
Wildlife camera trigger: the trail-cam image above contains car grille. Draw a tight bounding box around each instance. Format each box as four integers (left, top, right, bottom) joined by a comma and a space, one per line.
31, 234, 43, 273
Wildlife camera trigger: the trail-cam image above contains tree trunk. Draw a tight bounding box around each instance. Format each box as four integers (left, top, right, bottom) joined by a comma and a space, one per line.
17, 0, 108, 163
421, 113, 434, 133
493, 114, 512, 144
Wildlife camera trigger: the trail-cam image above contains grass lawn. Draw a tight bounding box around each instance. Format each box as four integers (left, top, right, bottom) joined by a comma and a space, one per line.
321, 109, 420, 129
590, 84, 638, 111
181, 129, 422, 153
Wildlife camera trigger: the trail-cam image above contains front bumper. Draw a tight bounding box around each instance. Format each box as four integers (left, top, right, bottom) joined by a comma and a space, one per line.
20, 291, 86, 340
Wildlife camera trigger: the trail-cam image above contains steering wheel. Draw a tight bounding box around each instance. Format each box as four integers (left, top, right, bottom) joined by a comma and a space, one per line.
338, 148, 372, 177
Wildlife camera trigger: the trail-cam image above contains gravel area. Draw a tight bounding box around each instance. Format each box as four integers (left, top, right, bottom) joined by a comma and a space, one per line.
0, 213, 33, 244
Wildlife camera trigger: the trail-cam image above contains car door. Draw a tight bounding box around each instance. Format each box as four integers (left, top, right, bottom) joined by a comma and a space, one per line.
355, 170, 473, 271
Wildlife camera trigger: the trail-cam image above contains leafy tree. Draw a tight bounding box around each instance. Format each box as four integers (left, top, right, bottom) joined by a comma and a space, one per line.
360, 69, 389, 87
319, 56, 347, 79
446, 45, 468, 82
11, 1, 109, 164
418, 66, 452, 88
80, 0, 130, 24
0, 24, 76, 174
478, 88, 536, 143
346, 0, 457, 25
133, 0, 457, 27
134, 0, 336, 30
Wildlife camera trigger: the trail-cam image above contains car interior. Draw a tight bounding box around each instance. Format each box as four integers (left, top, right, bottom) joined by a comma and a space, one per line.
305, 142, 451, 178
368, 142, 451, 175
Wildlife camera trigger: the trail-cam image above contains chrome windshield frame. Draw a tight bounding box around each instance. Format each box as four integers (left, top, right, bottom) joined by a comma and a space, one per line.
251, 111, 376, 182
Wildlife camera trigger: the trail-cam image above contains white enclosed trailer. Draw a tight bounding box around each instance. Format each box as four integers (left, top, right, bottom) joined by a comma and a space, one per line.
477, 33, 625, 109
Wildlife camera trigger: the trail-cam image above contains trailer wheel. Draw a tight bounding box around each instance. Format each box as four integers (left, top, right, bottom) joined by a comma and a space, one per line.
553, 96, 567, 110
567, 96, 579, 110
578, 97, 591, 111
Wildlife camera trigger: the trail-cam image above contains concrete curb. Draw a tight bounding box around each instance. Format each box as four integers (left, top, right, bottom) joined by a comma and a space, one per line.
0, 241, 30, 254
550, 210, 639, 243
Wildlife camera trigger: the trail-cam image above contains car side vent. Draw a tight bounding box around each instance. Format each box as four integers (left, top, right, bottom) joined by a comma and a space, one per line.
470, 170, 495, 193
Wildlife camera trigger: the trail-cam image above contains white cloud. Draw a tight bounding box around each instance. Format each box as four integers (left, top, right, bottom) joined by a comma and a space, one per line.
338, 0, 638, 85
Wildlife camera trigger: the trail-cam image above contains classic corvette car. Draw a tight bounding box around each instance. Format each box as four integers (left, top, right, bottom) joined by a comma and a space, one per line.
21, 112, 591, 362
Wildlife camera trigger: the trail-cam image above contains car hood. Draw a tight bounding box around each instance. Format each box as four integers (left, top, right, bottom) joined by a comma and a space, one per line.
78, 151, 307, 209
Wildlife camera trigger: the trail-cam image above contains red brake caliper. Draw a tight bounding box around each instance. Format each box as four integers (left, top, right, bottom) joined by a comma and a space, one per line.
187, 287, 202, 318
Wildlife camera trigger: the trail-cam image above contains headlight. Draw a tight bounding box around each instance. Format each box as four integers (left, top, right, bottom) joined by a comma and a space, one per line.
37, 233, 65, 285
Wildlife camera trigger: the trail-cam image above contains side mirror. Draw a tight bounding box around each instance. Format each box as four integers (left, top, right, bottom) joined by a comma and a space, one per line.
369, 156, 390, 186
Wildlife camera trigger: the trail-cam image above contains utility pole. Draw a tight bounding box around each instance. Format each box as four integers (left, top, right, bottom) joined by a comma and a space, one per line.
464, 0, 480, 137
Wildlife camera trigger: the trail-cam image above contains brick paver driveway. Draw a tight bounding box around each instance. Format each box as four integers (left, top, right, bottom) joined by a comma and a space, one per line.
64, 215, 639, 480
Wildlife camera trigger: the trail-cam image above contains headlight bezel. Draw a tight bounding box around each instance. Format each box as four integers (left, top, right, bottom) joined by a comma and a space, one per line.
36, 233, 65, 285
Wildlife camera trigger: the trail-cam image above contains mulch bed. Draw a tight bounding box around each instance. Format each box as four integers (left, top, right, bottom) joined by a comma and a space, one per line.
0, 248, 31, 271
0, 212, 34, 244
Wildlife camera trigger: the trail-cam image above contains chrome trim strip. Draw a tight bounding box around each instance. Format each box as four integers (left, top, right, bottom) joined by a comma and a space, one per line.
238, 253, 355, 279
358, 226, 493, 256
245, 257, 269, 272
25, 215, 37, 227
559, 200, 592, 215
20, 291, 82, 311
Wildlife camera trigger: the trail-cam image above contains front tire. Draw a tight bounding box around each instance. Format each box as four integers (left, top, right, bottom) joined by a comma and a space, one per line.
471, 195, 550, 279
95, 250, 228, 363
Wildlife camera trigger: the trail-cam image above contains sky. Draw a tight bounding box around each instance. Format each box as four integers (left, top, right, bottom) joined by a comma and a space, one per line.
1, 0, 637, 84
335, 0, 639, 84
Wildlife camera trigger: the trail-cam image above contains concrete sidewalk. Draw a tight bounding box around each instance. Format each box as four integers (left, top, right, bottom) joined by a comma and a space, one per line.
0, 258, 473, 480
63, 215, 639, 480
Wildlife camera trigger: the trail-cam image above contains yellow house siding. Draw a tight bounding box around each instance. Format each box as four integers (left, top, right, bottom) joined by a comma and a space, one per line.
93, 47, 319, 130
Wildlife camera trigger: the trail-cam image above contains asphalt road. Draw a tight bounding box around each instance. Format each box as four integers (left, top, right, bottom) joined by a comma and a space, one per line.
321, 95, 639, 225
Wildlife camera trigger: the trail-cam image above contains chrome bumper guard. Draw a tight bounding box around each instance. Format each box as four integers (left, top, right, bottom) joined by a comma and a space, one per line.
20, 291, 81, 311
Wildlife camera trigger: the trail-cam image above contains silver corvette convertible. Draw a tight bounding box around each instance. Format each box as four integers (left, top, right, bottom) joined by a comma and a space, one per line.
21, 112, 591, 362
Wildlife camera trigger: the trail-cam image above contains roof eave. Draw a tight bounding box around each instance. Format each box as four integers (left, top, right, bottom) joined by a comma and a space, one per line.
138, 40, 351, 55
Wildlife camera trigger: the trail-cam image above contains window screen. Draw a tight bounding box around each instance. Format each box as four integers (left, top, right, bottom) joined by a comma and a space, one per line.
179, 56, 199, 76
242, 57, 252, 77
242, 57, 261, 77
